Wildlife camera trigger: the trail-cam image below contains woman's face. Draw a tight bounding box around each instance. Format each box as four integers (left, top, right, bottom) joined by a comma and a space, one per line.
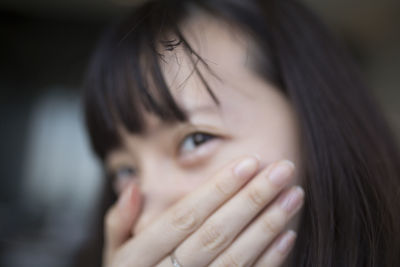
106, 14, 302, 234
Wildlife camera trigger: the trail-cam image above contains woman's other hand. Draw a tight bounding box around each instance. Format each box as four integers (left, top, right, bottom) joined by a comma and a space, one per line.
102, 156, 304, 267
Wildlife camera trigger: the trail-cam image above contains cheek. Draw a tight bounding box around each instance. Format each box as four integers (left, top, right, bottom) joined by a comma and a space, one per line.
209, 136, 302, 188
247, 120, 300, 165
216, 101, 301, 183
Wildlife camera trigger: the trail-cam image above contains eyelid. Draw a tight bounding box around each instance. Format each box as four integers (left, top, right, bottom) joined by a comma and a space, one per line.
109, 164, 136, 175
174, 125, 230, 167
106, 151, 138, 173
177, 136, 222, 166
173, 124, 227, 153
106, 164, 135, 181
179, 132, 216, 154
106, 155, 139, 182
108, 165, 139, 195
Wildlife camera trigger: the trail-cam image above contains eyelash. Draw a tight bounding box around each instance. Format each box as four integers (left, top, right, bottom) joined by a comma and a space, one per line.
109, 166, 138, 193
178, 131, 217, 154
110, 131, 220, 193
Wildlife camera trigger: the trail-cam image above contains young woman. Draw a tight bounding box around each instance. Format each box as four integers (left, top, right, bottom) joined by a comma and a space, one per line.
82, 0, 400, 266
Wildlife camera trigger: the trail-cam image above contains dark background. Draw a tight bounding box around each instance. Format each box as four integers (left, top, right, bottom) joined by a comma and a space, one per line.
1, 0, 399, 266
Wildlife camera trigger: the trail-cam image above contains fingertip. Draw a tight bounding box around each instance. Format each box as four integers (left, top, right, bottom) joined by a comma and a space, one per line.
253, 153, 262, 162
117, 182, 134, 210
117, 182, 141, 215
130, 183, 142, 214
105, 183, 141, 251
234, 156, 259, 179
276, 230, 297, 255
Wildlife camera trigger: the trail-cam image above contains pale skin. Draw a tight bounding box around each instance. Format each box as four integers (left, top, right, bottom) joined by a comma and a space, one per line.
102, 12, 304, 267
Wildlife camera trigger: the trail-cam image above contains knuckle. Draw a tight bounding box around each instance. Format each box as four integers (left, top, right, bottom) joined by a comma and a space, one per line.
246, 187, 266, 211
213, 179, 233, 198
171, 206, 198, 232
261, 211, 285, 235
200, 222, 230, 252
216, 252, 241, 267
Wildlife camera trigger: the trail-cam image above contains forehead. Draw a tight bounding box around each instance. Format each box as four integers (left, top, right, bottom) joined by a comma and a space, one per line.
108, 11, 294, 162
160, 11, 261, 112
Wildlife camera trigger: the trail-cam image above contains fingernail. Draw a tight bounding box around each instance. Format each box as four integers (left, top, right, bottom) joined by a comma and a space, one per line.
234, 157, 259, 179
253, 153, 262, 162
276, 230, 297, 254
280, 186, 304, 214
268, 160, 294, 186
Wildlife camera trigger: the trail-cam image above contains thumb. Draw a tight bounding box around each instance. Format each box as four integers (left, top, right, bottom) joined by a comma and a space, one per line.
103, 183, 142, 257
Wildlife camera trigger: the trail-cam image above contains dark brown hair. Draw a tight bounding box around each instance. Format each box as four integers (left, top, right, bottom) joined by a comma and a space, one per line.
81, 0, 400, 266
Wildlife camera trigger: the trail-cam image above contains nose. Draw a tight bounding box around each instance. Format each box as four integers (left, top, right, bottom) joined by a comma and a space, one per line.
132, 157, 192, 234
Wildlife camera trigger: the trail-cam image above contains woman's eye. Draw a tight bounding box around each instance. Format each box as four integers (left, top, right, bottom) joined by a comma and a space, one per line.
111, 166, 138, 194
115, 166, 137, 179
180, 132, 216, 153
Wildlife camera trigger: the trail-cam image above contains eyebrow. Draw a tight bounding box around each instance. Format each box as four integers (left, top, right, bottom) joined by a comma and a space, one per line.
143, 103, 219, 134
107, 103, 220, 156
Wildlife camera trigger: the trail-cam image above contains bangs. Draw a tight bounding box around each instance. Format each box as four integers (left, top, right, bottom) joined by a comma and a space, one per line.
84, 2, 218, 160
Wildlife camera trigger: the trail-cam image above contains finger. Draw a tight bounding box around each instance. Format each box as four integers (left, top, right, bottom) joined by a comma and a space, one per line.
163, 160, 295, 267
114, 156, 260, 266
253, 230, 297, 267
103, 183, 141, 259
209, 186, 304, 267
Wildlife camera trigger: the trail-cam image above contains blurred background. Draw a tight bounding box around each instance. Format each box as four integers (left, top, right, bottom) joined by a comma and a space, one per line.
0, 0, 399, 266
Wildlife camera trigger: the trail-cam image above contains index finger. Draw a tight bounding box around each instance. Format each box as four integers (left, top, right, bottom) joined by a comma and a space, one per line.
114, 155, 260, 267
